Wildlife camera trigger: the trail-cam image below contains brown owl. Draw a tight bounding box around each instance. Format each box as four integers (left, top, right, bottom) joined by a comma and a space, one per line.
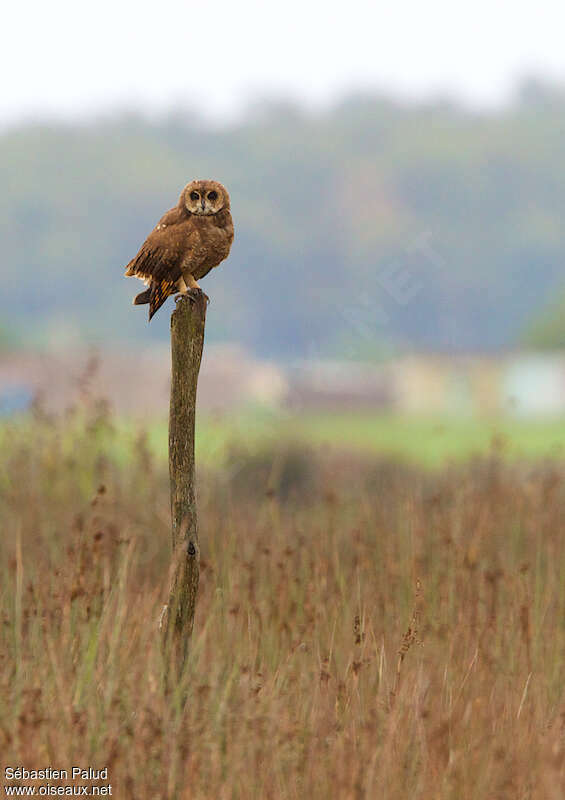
125, 179, 234, 320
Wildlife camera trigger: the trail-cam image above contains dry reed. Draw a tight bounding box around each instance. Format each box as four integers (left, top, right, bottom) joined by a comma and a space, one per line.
1, 405, 565, 798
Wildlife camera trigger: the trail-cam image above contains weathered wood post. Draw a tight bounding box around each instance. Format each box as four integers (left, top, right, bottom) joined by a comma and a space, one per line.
162, 291, 207, 674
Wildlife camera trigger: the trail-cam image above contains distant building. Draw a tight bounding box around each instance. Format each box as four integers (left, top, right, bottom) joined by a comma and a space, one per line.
286, 352, 565, 417
286, 360, 393, 410
0, 346, 288, 417
1, 348, 565, 419
502, 353, 565, 416
392, 356, 501, 417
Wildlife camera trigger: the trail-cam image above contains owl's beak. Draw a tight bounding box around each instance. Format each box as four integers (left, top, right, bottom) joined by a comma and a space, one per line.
201, 197, 206, 211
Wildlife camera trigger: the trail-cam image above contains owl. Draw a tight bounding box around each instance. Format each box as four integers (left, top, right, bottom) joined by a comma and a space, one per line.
125, 180, 234, 320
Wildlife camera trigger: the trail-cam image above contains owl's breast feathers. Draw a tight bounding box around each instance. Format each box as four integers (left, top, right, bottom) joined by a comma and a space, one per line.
125, 206, 234, 319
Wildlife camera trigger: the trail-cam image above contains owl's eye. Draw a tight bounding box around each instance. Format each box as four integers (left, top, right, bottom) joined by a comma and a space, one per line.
190, 191, 199, 201
207, 191, 218, 201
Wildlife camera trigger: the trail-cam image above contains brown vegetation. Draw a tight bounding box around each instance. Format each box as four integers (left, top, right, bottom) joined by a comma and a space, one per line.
1, 404, 565, 798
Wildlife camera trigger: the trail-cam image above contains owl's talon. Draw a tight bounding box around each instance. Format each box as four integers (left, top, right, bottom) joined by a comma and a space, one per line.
188, 288, 209, 304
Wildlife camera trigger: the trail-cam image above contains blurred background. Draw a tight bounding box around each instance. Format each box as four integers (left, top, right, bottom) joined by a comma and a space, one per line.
2, 0, 565, 462
6, 6, 565, 789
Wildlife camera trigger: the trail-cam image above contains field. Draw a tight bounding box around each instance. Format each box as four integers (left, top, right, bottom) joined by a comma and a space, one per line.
152, 409, 565, 468
2, 404, 565, 798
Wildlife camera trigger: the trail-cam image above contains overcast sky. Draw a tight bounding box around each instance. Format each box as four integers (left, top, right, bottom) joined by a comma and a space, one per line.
3, 0, 565, 124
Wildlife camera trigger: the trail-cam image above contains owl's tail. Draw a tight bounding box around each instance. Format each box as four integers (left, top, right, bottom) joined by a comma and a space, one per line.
133, 280, 178, 321
133, 288, 151, 305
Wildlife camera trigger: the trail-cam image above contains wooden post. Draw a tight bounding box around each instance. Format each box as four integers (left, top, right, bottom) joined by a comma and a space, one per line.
162, 291, 207, 674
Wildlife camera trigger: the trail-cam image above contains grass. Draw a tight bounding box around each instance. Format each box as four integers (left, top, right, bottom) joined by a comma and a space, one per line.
5, 407, 565, 469
2, 405, 565, 797
143, 408, 565, 468
276, 410, 565, 465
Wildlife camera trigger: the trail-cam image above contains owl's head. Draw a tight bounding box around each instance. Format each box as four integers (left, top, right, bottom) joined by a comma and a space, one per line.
180, 180, 230, 216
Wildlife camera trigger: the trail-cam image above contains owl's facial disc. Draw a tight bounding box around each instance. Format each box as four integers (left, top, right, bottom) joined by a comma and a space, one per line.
183, 182, 227, 215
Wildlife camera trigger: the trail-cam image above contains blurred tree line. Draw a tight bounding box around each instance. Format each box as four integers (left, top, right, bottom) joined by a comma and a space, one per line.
2, 78, 565, 358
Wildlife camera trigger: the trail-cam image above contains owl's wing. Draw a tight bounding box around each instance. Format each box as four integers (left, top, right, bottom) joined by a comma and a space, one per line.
125, 213, 205, 320
125, 240, 183, 284
124, 212, 189, 282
